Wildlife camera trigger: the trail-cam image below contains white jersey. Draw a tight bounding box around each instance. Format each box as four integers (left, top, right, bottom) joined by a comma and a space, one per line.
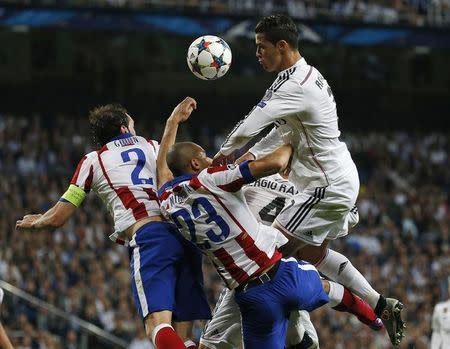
431, 299, 450, 349
242, 174, 298, 226
159, 162, 287, 289
70, 134, 160, 236
220, 57, 356, 192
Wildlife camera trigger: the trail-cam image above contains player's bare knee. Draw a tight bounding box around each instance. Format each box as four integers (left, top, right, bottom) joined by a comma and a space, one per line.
144, 310, 173, 337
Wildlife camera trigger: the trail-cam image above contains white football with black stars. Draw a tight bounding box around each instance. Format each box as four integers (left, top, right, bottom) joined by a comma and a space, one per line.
187, 35, 232, 80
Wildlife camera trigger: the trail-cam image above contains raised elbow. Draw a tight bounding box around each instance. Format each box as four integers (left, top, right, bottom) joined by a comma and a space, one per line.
270, 159, 285, 173
272, 159, 290, 174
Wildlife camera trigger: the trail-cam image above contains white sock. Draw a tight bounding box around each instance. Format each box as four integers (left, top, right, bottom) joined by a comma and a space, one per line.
316, 249, 380, 308
184, 339, 196, 348
285, 311, 305, 347
327, 280, 344, 308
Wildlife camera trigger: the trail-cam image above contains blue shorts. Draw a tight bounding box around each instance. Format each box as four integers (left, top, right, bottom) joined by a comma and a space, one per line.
234, 258, 329, 349
129, 221, 211, 321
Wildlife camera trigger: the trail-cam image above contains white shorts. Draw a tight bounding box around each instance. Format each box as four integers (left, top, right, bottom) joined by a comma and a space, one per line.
200, 288, 241, 349
275, 169, 360, 246
200, 287, 318, 349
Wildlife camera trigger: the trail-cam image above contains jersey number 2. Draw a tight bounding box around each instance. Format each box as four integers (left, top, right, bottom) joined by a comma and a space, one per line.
121, 148, 153, 185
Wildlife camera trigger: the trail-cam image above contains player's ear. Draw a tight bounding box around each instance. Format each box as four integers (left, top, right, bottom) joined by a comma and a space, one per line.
191, 158, 200, 171
277, 40, 289, 51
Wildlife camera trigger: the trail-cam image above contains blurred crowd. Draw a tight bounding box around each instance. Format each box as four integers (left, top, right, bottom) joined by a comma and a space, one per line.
2, 0, 450, 27
0, 113, 448, 349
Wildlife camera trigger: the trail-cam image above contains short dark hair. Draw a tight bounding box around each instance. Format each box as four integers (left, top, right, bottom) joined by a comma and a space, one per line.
88, 104, 129, 146
255, 14, 299, 49
166, 142, 200, 177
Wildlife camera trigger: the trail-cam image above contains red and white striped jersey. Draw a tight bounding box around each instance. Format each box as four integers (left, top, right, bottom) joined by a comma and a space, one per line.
243, 174, 298, 226
69, 134, 160, 237
158, 162, 288, 289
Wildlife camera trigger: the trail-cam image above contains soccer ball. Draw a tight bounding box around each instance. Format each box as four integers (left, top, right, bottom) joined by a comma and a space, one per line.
187, 35, 232, 80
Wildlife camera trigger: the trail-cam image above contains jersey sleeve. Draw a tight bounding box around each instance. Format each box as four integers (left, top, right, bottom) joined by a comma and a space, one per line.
249, 121, 295, 159
248, 127, 284, 160
202, 161, 256, 192
220, 79, 305, 156
60, 153, 94, 207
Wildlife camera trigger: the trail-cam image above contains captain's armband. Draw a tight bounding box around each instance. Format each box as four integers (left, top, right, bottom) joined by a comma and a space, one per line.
60, 184, 86, 207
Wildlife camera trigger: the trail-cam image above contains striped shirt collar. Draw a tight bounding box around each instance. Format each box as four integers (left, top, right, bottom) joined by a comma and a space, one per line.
110, 132, 134, 141
158, 173, 196, 197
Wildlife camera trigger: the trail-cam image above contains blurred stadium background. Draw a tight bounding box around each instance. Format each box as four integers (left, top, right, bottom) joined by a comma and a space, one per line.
0, 0, 449, 348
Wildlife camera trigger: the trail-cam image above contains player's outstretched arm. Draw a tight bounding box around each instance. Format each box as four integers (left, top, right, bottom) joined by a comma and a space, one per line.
16, 154, 94, 233
247, 144, 293, 180
217, 77, 305, 160
235, 127, 285, 165
15, 201, 77, 232
214, 128, 282, 166
215, 105, 276, 161
156, 97, 197, 188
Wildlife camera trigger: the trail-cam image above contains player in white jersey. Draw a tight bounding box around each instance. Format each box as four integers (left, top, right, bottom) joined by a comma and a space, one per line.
0, 288, 14, 349
16, 102, 211, 349
156, 97, 382, 349
213, 14, 405, 346
431, 277, 450, 349
200, 174, 383, 349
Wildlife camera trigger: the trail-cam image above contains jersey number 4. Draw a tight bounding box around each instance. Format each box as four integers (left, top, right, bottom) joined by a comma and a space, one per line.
120, 148, 153, 185
259, 197, 286, 223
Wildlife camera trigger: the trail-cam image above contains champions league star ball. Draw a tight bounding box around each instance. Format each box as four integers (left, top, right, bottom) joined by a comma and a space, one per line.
187, 35, 232, 80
